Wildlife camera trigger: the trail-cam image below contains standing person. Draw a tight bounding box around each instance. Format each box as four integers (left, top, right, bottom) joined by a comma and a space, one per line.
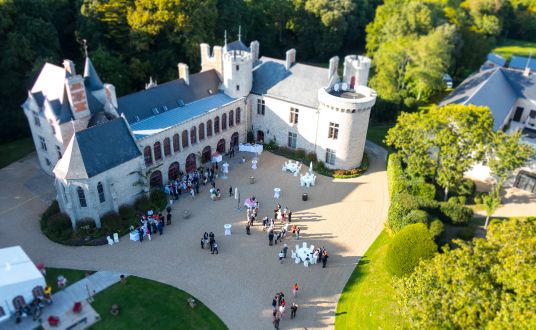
273, 311, 281, 329
229, 186, 233, 197
322, 250, 329, 268
272, 297, 277, 315
212, 242, 219, 254
283, 244, 288, 258
190, 188, 195, 199
246, 223, 251, 235
296, 227, 300, 240
209, 235, 215, 252
291, 224, 297, 235
138, 227, 144, 243
268, 231, 274, 246
200, 237, 205, 249
292, 283, 299, 297
166, 212, 172, 225
278, 250, 284, 263
288, 211, 292, 223
279, 304, 285, 319
157, 220, 163, 235
290, 303, 298, 319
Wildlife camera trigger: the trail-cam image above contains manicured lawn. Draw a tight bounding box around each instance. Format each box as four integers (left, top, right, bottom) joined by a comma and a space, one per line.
44, 268, 91, 293
367, 125, 393, 149
493, 39, 536, 60
335, 231, 403, 330
0, 137, 35, 169
91, 276, 227, 330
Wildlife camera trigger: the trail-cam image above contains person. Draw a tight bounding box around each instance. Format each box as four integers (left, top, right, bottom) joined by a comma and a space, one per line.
209, 236, 215, 252
273, 311, 281, 329
157, 220, 163, 235
166, 212, 172, 225
268, 231, 274, 246
279, 250, 284, 263
292, 283, 299, 297
296, 227, 300, 240
190, 188, 195, 199
229, 186, 233, 197
291, 224, 297, 235
262, 217, 268, 231
272, 297, 277, 314
200, 237, 205, 249
246, 223, 251, 235
212, 242, 219, 254
290, 303, 298, 319
279, 304, 285, 319
138, 227, 144, 243
283, 244, 288, 258
288, 211, 292, 223
322, 250, 329, 268
274, 231, 280, 245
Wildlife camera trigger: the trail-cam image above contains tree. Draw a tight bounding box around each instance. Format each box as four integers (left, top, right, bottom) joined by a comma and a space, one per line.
396, 217, 536, 329
482, 191, 500, 229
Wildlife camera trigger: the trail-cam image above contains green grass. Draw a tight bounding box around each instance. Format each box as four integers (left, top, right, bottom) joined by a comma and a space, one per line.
90, 276, 227, 330
335, 231, 403, 330
493, 39, 536, 60
367, 125, 394, 149
44, 268, 91, 293
0, 137, 35, 169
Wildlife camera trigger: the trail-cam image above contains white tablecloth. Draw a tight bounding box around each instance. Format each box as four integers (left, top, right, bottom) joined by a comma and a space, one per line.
239, 144, 263, 154
274, 188, 281, 199
224, 224, 232, 235
300, 174, 316, 187
129, 231, 140, 241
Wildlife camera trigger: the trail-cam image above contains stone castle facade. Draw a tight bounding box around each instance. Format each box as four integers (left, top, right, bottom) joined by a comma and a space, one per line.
22, 36, 376, 227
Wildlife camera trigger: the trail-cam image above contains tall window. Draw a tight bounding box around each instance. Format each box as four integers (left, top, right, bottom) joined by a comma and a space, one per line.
39, 136, 47, 151
97, 182, 105, 203
207, 119, 213, 137
33, 111, 40, 127
190, 126, 197, 144
328, 122, 339, 139
288, 132, 297, 149
77, 187, 87, 207
236, 107, 241, 124
257, 99, 265, 115
289, 107, 299, 124
229, 110, 234, 127
214, 116, 220, 133
144, 146, 153, 166
163, 138, 171, 157
199, 123, 205, 140
236, 85, 240, 91
56, 145, 62, 159
154, 141, 162, 161
222, 113, 227, 130
182, 130, 189, 148
326, 148, 336, 165
236, 65, 240, 71
173, 134, 180, 152
50, 121, 56, 135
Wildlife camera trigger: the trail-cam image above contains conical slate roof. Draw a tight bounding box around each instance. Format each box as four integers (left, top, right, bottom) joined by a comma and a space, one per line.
84, 57, 104, 91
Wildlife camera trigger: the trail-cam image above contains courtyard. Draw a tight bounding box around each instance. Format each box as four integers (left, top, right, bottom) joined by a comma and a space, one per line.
0, 150, 388, 329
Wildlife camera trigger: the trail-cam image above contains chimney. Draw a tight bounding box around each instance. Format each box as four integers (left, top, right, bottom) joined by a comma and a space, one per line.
104, 83, 118, 109
213, 46, 223, 77
200, 43, 210, 71
524, 51, 532, 77
285, 49, 296, 70
178, 63, 189, 85
250, 41, 260, 62
63, 59, 76, 76
328, 56, 339, 81
65, 75, 90, 119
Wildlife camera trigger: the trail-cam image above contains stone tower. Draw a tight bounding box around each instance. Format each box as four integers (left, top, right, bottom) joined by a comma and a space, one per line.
342, 55, 371, 89
222, 46, 253, 99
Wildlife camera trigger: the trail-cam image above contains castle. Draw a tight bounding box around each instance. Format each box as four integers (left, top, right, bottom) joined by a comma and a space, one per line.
22, 36, 377, 227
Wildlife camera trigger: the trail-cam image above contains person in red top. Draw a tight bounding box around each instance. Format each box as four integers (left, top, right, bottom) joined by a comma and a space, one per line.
292, 283, 299, 297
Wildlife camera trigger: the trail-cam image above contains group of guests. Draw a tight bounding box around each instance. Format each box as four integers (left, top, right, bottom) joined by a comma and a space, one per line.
164, 165, 221, 200
134, 209, 171, 243
310, 246, 330, 268
200, 231, 219, 254
271, 290, 299, 329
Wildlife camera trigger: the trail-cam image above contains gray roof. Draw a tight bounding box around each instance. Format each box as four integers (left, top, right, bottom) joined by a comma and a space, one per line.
226, 40, 249, 52
487, 53, 506, 67
84, 57, 104, 91
439, 67, 536, 130
54, 118, 141, 179
252, 56, 329, 108
117, 69, 221, 124
509, 56, 536, 71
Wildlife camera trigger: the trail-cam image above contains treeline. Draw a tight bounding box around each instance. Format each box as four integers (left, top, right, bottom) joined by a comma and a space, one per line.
0, 0, 377, 143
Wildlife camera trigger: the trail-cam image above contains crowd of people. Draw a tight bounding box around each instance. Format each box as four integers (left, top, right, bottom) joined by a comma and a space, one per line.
200, 231, 219, 254
133, 209, 171, 243
271, 288, 299, 329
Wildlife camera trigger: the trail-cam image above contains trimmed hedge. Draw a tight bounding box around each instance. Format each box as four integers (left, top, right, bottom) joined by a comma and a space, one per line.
402, 209, 429, 226
407, 179, 436, 201
100, 211, 123, 233
150, 189, 168, 210
439, 201, 473, 225
45, 213, 73, 241
385, 223, 438, 276
387, 193, 421, 234
429, 219, 444, 238
387, 153, 406, 197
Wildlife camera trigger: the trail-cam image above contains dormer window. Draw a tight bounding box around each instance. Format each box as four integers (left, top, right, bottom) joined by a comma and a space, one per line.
236, 65, 239, 71
33, 111, 40, 127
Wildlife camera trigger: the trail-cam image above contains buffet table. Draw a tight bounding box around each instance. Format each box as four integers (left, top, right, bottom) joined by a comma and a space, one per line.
239, 143, 263, 154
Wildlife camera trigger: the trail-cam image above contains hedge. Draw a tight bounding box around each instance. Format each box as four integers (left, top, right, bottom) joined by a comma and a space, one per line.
402, 209, 429, 226
150, 189, 168, 210
407, 179, 436, 201
439, 201, 473, 225
429, 219, 444, 238
387, 153, 406, 198
385, 223, 438, 276
387, 193, 421, 234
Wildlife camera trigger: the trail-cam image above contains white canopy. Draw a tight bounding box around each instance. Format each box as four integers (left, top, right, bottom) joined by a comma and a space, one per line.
0, 246, 46, 320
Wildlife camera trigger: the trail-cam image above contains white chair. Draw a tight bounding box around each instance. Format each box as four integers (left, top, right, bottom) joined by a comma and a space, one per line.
282, 165, 287, 172
113, 233, 119, 243
341, 82, 348, 91
302, 242, 307, 249
304, 260, 309, 267
295, 257, 301, 264
291, 251, 297, 259
107, 236, 114, 246
294, 171, 299, 177
310, 245, 315, 251
274, 188, 281, 199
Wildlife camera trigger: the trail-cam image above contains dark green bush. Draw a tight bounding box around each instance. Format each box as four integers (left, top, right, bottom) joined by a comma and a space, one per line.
387, 193, 421, 234
305, 152, 317, 163
408, 179, 436, 201
473, 193, 483, 204
40, 200, 60, 231
150, 189, 167, 210
385, 223, 438, 276
74, 218, 98, 239
46, 213, 73, 241
134, 195, 152, 212
402, 209, 429, 226
454, 179, 476, 196
429, 219, 444, 238
119, 204, 138, 226
100, 212, 123, 232
457, 227, 475, 240
440, 201, 473, 225
295, 148, 306, 160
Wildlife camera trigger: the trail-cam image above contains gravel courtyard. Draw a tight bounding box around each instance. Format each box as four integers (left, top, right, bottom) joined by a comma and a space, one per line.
0, 150, 388, 330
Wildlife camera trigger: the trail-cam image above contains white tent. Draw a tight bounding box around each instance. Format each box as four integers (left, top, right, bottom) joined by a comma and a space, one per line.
0, 246, 46, 321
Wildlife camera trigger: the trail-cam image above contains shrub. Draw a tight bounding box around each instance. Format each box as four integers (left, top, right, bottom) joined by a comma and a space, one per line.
305, 152, 317, 163
473, 193, 483, 204
408, 179, 436, 201
134, 195, 152, 212
46, 213, 73, 241
457, 196, 467, 205
295, 148, 306, 160
429, 219, 444, 238
40, 200, 60, 231
387, 193, 421, 234
440, 202, 473, 225
385, 223, 438, 276
74, 218, 98, 239
119, 204, 137, 226
150, 189, 167, 210
247, 130, 254, 143
402, 210, 429, 226
100, 212, 122, 232
387, 153, 407, 198
455, 179, 476, 196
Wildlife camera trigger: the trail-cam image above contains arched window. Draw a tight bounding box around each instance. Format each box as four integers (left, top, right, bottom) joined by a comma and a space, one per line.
236, 107, 241, 124
206, 119, 213, 137
163, 138, 171, 157
149, 171, 163, 188
229, 110, 234, 127
217, 138, 226, 154
97, 182, 105, 203
222, 113, 227, 130
182, 130, 189, 148
173, 134, 180, 152
214, 116, 220, 134
77, 187, 87, 207
168, 162, 180, 181
154, 141, 162, 161
190, 126, 197, 144
199, 123, 205, 140
144, 146, 153, 166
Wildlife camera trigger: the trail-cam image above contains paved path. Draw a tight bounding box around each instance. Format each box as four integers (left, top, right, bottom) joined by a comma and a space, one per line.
0, 271, 123, 330
0, 151, 389, 329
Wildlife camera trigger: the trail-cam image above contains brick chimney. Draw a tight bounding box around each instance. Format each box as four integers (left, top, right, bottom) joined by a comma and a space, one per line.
285, 49, 296, 70
65, 75, 90, 120
250, 41, 260, 62
178, 63, 189, 85
328, 56, 339, 81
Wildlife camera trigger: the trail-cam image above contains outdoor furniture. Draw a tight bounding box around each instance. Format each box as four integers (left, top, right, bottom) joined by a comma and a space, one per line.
129, 231, 139, 241
212, 152, 223, 163
239, 143, 263, 154
113, 233, 119, 243
300, 173, 316, 187
73, 301, 82, 313
244, 198, 256, 208
107, 236, 114, 246
274, 188, 281, 199
302, 193, 308, 201
183, 210, 190, 219
224, 224, 232, 236
250, 176, 255, 184
251, 159, 257, 170
222, 162, 229, 174
57, 275, 67, 288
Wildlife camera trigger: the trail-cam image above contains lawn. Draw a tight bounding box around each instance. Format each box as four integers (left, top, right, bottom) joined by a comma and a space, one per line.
335, 231, 402, 330
367, 125, 394, 149
44, 267, 91, 293
90, 276, 227, 330
493, 39, 536, 60
0, 137, 35, 169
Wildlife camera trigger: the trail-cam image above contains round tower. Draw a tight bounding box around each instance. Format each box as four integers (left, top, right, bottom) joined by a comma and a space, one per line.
343, 55, 371, 89
222, 49, 253, 99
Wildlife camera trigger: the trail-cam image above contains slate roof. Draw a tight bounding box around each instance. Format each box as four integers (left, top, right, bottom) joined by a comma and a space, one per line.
252, 56, 329, 108
84, 57, 104, 91
130, 92, 235, 139
54, 118, 141, 179
117, 69, 221, 124
487, 53, 506, 67
509, 56, 536, 72
440, 67, 536, 131
225, 40, 249, 52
